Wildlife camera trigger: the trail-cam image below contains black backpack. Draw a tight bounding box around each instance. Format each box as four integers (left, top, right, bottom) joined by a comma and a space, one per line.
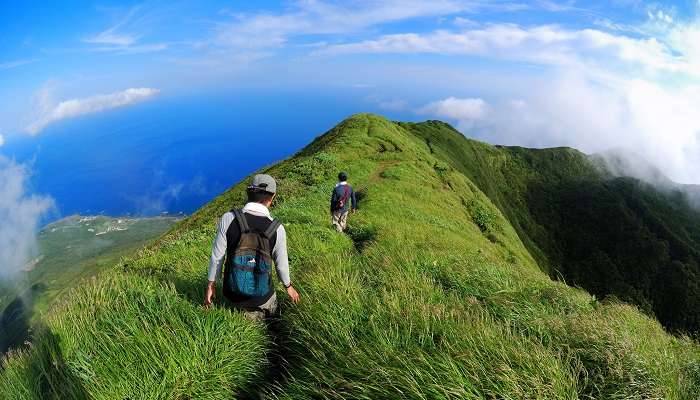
223, 209, 280, 299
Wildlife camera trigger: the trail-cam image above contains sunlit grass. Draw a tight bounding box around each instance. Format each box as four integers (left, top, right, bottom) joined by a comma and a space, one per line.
2, 113, 699, 399
1, 274, 268, 400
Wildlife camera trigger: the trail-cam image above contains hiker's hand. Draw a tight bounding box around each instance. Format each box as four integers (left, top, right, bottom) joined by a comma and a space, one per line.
204, 281, 215, 307
286, 285, 300, 304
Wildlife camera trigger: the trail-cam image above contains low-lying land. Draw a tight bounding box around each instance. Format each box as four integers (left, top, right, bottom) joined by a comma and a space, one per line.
0, 215, 179, 358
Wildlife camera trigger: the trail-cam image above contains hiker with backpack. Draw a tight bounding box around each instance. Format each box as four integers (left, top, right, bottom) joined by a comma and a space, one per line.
204, 174, 299, 321
330, 171, 358, 232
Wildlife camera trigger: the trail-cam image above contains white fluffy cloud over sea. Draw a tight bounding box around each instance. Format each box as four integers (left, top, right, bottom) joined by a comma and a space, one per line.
26, 87, 160, 135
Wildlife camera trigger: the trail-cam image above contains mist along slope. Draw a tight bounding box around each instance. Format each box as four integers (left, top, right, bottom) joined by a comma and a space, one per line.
2, 114, 699, 399
0, 215, 179, 358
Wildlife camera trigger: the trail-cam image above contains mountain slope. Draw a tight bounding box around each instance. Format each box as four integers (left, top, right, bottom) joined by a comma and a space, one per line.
0, 215, 179, 358
2, 114, 699, 399
403, 120, 700, 333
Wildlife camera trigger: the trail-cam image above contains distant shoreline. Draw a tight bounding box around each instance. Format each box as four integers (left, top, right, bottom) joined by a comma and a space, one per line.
41, 213, 186, 231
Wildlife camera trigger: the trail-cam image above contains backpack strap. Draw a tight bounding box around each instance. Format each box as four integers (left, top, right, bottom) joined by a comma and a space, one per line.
262, 219, 281, 239
232, 209, 250, 233
339, 185, 350, 205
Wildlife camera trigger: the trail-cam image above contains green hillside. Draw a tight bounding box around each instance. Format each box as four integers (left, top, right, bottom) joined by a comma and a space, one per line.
0, 215, 179, 358
404, 120, 700, 334
2, 114, 699, 399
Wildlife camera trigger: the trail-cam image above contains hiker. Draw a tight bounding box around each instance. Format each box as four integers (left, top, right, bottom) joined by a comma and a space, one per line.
330, 171, 358, 232
204, 174, 299, 321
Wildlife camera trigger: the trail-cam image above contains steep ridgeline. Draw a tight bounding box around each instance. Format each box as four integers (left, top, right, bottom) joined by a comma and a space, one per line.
2, 114, 699, 399
404, 120, 700, 334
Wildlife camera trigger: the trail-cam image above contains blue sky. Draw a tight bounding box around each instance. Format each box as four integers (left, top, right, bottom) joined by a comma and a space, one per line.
2, 1, 700, 182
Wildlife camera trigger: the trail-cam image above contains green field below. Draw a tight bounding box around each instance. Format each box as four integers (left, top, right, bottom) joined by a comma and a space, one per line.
1, 114, 699, 399
0, 215, 179, 357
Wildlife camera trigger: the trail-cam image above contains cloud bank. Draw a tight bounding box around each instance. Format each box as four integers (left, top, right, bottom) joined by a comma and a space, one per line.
0, 157, 54, 278
27, 87, 160, 134
0, 135, 4, 147
419, 97, 489, 130
417, 71, 700, 183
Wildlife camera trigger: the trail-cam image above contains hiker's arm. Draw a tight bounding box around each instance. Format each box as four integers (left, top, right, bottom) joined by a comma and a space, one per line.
272, 225, 299, 303
205, 213, 231, 306
208, 214, 230, 281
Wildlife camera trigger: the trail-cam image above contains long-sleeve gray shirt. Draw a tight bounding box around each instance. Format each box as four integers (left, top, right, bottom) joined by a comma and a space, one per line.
207, 202, 290, 286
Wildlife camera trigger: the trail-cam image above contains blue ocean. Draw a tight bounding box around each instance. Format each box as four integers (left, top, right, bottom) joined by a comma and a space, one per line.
2, 90, 408, 222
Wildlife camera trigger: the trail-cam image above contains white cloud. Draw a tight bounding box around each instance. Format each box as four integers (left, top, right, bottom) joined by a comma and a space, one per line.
317, 24, 688, 77
452, 16, 478, 27
84, 31, 137, 46
87, 43, 169, 55
647, 7, 674, 25
419, 72, 700, 183
27, 87, 160, 134
0, 134, 4, 147
83, 5, 167, 54
191, 0, 502, 70
535, 0, 582, 12
178, 1, 584, 68
0, 59, 38, 70
0, 157, 54, 278
84, 5, 140, 46
210, 0, 536, 50
418, 97, 489, 130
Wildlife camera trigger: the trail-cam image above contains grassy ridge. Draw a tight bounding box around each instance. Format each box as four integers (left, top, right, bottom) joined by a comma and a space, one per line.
2, 114, 699, 398
400, 120, 602, 274
403, 120, 700, 334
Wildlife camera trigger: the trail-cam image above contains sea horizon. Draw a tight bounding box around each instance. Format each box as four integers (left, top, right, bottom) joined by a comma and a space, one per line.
2, 90, 406, 226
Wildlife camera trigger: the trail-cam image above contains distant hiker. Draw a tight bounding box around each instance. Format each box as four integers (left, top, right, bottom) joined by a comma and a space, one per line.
204, 174, 299, 321
330, 171, 358, 232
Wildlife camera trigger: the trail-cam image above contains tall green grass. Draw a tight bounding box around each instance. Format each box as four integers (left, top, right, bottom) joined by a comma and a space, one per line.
2, 113, 699, 399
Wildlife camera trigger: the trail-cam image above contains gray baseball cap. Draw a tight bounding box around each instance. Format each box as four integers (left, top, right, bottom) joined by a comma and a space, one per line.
248, 174, 276, 193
